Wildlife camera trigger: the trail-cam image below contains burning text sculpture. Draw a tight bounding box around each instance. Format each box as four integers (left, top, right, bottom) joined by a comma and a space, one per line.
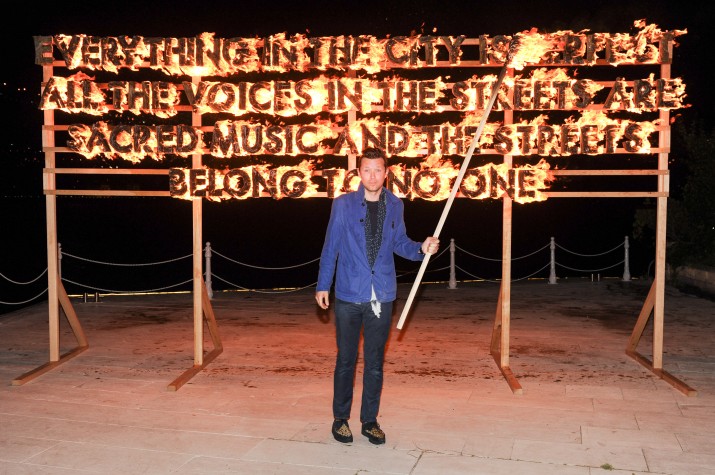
35, 20, 687, 201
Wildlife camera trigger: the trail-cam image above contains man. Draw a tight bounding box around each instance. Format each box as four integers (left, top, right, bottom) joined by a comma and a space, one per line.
316, 147, 439, 445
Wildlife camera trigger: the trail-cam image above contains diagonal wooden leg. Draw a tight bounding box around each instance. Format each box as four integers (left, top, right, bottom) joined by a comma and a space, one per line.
13, 281, 88, 386
167, 281, 223, 391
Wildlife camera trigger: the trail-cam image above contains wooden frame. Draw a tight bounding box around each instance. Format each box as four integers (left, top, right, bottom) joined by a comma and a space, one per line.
28, 33, 693, 396
489, 39, 695, 396
17, 67, 224, 390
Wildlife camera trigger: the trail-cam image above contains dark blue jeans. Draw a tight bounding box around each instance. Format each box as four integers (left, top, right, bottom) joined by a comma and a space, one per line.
333, 298, 393, 424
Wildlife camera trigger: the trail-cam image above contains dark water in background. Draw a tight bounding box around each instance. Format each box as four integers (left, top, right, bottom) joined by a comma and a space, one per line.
1, 193, 652, 316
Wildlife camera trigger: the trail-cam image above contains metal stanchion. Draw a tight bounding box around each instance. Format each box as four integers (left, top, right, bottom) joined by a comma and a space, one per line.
548, 237, 557, 284
205, 242, 213, 299
448, 239, 457, 289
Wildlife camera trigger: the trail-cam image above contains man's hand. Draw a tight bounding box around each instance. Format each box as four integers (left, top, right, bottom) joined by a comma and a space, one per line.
316, 290, 330, 309
421, 236, 440, 255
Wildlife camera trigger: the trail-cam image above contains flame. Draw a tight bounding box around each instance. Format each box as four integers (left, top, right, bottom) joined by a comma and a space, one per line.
414, 161, 459, 201
210, 119, 334, 157
523, 68, 605, 110
259, 34, 387, 74
222, 165, 261, 201
42, 72, 108, 116
263, 33, 311, 72
203, 33, 261, 73
48, 26, 686, 76
273, 160, 320, 198
458, 159, 552, 203
67, 121, 200, 162
602, 20, 686, 65
507, 29, 560, 70
172, 160, 319, 201
42, 74, 181, 117
43, 71, 684, 119
388, 159, 552, 202
68, 113, 662, 161
354, 36, 385, 74
625, 118, 659, 153
306, 76, 332, 114
173, 160, 552, 202
68, 122, 148, 161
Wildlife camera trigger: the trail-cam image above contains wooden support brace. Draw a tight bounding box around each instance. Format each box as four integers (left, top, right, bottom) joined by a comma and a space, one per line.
626, 280, 697, 396
12, 281, 88, 386
57, 281, 88, 347
490, 285, 503, 354
12, 347, 88, 386
490, 282, 522, 394
626, 350, 697, 397
490, 353, 523, 395
167, 281, 223, 391
627, 281, 656, 351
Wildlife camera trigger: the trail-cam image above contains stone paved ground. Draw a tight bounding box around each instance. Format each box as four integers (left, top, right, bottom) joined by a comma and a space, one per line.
1, 278, 714, 474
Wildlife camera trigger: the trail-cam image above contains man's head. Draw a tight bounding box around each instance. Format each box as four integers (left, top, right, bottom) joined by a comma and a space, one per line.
357, 147, 387, 169
357, 148, 387, 195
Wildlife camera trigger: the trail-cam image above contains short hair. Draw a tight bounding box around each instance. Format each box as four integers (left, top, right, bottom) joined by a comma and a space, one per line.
357, 147, 387, 168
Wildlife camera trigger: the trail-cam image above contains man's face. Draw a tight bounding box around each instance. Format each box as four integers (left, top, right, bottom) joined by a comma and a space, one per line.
358, 157, 387, 193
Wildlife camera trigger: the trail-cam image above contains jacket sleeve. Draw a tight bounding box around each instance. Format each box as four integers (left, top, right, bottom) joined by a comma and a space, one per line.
316, 197, 342, 292
389, 198, 423, 261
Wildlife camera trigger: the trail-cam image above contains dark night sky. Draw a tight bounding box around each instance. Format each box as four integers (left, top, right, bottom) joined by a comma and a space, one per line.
1, 0, 713, 308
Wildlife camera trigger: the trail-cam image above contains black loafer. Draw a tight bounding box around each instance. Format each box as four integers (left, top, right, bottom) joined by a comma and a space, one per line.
332, 419, 353, 443
361, 421, 385, 445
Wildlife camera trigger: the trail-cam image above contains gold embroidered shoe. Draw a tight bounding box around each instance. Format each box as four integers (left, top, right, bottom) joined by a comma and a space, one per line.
361, 421, 385, 445
332, 418, 353, 443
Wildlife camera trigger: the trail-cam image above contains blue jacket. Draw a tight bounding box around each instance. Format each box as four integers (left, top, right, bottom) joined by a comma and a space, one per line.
317, 184, 424, 303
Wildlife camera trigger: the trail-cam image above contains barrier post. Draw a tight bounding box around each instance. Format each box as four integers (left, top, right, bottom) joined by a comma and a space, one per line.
448, 238, 457, 289
622, 236, 631, 281
548, 237, 557, 284
205, 242, 213, 299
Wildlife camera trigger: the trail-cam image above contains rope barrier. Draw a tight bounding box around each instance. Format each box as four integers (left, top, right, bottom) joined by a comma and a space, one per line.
396, 264, 450, 278
556, 260, 625, 273
455, 261, 552, 283
513, 262, 553, 282
1, 237, 635, 306
60, 277, 194, 294
212, 273, 317, 294
455, 265, 500, 282
455, 241, 550, 261
61, 251, 192, 266
212, 249, 320, 270
0, 268, 48, 285
0, 288, 48, 305
555, 241, 624, 257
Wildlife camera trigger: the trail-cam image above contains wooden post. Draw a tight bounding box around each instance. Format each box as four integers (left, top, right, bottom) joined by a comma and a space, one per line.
191, 75, 204, 368
624, 37, 696, 397
499, 85, 514, 371
652, 55, 671, 370
42, 64, 60, 362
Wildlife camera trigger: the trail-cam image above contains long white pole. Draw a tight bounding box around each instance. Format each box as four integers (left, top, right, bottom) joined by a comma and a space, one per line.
396, 62, 512, 330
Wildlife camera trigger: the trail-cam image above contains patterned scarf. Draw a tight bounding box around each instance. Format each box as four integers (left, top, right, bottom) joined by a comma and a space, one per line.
365, 191, 386, 317
365, 191, 386, 269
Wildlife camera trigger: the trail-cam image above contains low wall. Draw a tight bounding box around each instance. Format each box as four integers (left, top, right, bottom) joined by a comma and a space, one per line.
673, 265, 715, 297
